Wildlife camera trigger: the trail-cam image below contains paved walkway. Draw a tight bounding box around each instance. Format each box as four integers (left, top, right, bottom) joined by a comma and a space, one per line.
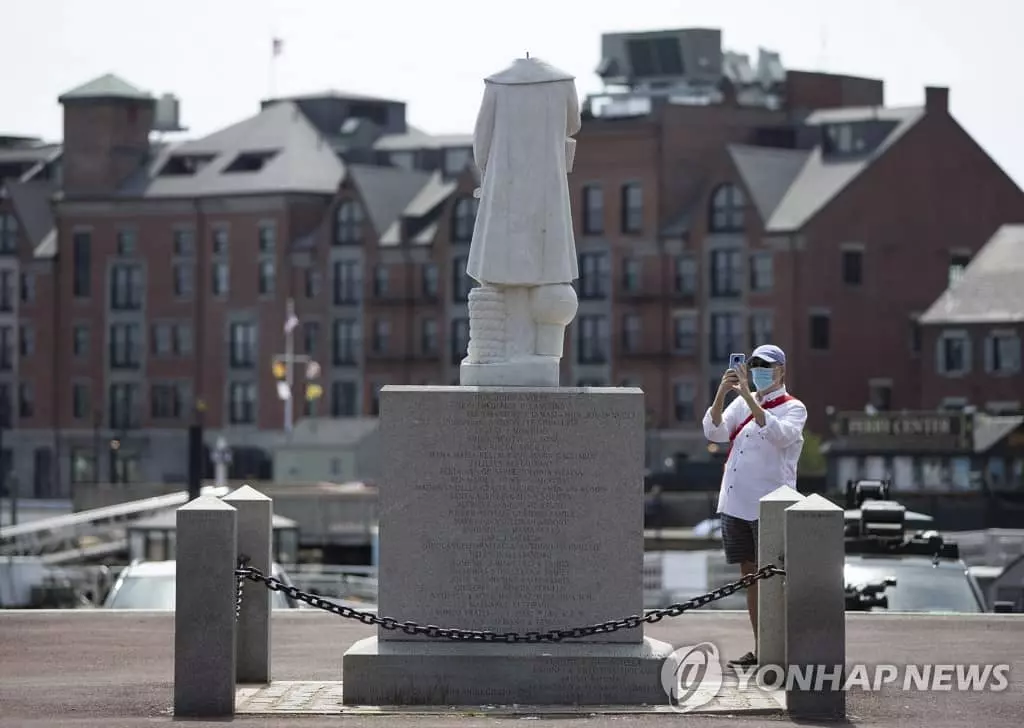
0, 610, 1022, 727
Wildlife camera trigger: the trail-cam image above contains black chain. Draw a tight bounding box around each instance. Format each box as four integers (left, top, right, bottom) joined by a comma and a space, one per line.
233, 558, 784, 642
234, 556, 247, 622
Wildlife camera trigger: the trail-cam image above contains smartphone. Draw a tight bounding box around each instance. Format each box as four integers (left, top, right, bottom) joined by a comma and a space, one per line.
729, 352, 746, 371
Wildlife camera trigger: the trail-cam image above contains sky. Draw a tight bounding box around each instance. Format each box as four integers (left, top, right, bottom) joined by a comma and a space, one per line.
3, 0, 1024, 186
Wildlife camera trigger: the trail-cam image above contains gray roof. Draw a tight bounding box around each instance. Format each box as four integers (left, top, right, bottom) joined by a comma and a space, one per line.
58, 73, 153, 102
4, 180, 57, 258
380, 172, 456, 246
919, 224, 1024, 325
973, 414, 1024, 453
268, 89, 401, 104
766, 106, 924, 232
374, 126, 473, 152
0, 143, 61, 168
346, 164, 432, 236
727, 145, 810, 222
119, 100, 345, 198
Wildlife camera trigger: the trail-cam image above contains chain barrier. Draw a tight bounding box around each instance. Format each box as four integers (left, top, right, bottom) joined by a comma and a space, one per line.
233, 556, 784, 642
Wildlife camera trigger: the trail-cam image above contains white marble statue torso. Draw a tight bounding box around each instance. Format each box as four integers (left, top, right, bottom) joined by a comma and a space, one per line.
467, 58, 581, 286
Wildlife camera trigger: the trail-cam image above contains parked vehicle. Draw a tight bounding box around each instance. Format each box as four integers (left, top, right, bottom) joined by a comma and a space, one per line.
102, 560, 301, 609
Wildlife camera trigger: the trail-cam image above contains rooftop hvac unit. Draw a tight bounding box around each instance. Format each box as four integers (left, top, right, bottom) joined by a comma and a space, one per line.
153, 93, 187, 132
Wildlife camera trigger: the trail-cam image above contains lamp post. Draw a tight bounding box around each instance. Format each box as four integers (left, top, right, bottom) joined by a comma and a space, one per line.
272, 298, 321, 434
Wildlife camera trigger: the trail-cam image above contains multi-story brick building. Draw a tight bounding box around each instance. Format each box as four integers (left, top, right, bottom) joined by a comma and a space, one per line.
3, 27, 1024, 497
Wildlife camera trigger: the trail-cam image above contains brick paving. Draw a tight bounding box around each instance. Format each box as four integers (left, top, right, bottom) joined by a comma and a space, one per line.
233, 678, 785, 716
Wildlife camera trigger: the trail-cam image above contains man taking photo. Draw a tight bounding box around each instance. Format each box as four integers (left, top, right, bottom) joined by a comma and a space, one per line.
702, 344, 807, 667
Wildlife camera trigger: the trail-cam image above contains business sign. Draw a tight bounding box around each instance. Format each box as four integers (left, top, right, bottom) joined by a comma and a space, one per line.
830, 412, 972, 452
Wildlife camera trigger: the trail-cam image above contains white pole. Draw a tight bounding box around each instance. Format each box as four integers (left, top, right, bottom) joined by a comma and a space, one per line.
284, 297, 295, 434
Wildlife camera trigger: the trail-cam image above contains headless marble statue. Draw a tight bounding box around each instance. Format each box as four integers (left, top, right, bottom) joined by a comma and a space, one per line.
460, 57, 582, 387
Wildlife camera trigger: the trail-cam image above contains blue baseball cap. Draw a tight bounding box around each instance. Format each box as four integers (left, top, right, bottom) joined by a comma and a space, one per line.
751, 344, 786, 365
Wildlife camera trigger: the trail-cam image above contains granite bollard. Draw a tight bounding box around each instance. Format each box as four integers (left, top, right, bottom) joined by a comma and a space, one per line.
757, 485, 806, 677
173, 495, 237, 717
223, 485, 273, 684
784, 494, 846, 720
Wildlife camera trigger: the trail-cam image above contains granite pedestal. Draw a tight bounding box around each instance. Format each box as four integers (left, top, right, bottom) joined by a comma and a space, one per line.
341, 386, 674, 706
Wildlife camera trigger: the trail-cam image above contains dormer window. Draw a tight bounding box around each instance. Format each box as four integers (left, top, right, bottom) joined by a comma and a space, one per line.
452, 197, 478, 242
334, 200, 364, 245
822, 123, 871, 156
709, 184, 745, 233
223, 150, 278, 173
158, 154, 216, 176
0, 214, 19, 254
390, 151, 415, 170
443, 147, 472, 177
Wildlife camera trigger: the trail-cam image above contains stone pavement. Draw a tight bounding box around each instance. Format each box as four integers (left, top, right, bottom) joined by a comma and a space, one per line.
1, 610, 1022, 728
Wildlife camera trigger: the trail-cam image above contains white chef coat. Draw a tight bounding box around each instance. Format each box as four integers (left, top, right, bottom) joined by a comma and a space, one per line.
701, 387, 807, 522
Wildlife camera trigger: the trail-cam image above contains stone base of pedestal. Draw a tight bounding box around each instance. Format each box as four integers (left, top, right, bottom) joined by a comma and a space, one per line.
459, 357, 560, 387
341, 636, 675, 706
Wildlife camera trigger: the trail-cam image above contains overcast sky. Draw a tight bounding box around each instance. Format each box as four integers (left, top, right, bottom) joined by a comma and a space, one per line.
4, 0, 1023, 186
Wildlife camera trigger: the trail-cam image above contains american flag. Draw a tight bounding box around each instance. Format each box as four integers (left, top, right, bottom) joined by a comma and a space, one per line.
272, 38, 283, 57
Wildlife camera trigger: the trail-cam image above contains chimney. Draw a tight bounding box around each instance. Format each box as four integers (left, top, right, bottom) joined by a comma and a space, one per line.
925, 86, 948, 114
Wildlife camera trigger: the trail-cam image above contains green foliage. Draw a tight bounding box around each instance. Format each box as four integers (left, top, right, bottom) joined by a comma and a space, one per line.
799, 430, 827, 476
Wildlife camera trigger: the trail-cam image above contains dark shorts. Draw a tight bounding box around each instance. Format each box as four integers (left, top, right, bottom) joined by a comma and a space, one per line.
720, 514, 758, 565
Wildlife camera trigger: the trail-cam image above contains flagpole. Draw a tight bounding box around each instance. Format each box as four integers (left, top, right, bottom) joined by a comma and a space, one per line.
284, 297, 295, 434
269, 39, 278, 99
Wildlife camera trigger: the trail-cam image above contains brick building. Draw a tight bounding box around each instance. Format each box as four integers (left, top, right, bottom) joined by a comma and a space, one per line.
3, 27, 1024, 496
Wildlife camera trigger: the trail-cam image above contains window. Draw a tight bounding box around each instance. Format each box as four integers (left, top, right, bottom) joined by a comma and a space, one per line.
19, 383, 33, 419
258, 260, 275, 295
0, 384, 9, 425
710, 249, 742, 297
116, 229, 136, 256
211, 228, 229, 256
332, 319, 360, 365
0, 270, 13, 311
749, 252, 773, 291
332, 260, 362, 304
389, 151, 415, 170
621, 314, 641, 353
258, 223, 276, 254
212, 262, 229, 296
577, 315, 608, 364
228, 382, 257, 424
621, 257, 641, 292
452, 256, 473, 301
673, 255, 697, 296
948, 252, 970, 286
151, 323, 172, 356
304, 268, 320, 298
621, 183, 642, 234
842, 248, 863, 285
173, 229, 195, 256
330, 381, 357, 416
578, 252, 609, 299
173, 324, 192, 355
73, 325, 89, 357
335, 200, 364, 245
452, 197, 478, 243
73, 231, 91, 297
110, 264, 143, 310
0, 213, 18, 253
709, 184, 745, 232
372, 319, 390, 354
673, 314, 697, 355
749, 312, 773, 350
228, 322, 257, 368
72, 383, 90, 420
869, 380, 892, 411
173, 263, 193, 297
809, 312, 831, 351
33, 448, 54, 499
709, 313, 742, 363
443, 147, 472, 176
108, 383, 140, 429
151, 383, 183, 419
422, 263, 438, 299
937, 331, 970, 375
0, 327, 11, 370
985, 332, 1021, 375
109, 323, 141, 369
673, 381, 695, 422
70, 448, 96, 485
582, 185, 604, 234
370, 382, 382, 416
303, 322, 318, 355
421, 319, 438, 355
451, 318, 469, 364
20, 272, 34, 304
373, 265, 389, 297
